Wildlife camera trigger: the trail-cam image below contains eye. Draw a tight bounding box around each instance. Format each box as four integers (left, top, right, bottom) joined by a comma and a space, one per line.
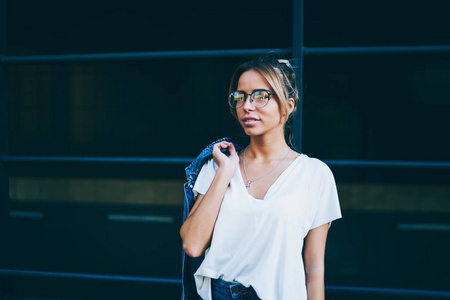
253, 90, 269, 102
233, 92, 246, 102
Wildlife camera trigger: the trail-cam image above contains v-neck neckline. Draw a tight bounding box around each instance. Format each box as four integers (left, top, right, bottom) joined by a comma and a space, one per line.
236, 153, 303, 201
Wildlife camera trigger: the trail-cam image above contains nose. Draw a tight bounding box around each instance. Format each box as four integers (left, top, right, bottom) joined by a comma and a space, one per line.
241, 94, 255, 110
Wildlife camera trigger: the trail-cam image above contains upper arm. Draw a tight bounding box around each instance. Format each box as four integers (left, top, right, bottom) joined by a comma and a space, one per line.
187, 193, 205, 218
303, 223, 329, 274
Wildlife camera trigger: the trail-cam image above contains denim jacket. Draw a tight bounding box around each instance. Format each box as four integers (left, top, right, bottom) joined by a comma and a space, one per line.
182, 137, 242, 300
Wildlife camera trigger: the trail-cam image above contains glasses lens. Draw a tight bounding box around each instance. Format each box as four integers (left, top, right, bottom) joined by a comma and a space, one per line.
229, 91, 246, 108
252, 90, 269, 107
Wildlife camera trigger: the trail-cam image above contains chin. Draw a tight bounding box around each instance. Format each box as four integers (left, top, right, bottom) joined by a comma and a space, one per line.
242, 126, 284, 139
243, 129, 263, 137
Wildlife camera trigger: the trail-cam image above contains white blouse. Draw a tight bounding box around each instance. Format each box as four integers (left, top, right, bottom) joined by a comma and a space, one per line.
193, 154, 341, 300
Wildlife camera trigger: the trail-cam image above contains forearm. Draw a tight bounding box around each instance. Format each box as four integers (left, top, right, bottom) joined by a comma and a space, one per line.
180, 168, 233, 257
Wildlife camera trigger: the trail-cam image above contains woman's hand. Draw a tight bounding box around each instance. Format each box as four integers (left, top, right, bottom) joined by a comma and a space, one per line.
212, 141, 239, 178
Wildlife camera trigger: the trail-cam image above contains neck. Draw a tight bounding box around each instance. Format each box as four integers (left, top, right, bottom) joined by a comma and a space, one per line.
246, 134, 290, 160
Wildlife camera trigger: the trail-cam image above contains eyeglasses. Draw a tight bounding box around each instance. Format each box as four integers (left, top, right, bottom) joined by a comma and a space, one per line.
228, 89, 274, 109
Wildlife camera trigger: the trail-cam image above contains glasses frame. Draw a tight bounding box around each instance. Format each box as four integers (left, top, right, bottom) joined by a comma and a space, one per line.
228, 89, 274, 109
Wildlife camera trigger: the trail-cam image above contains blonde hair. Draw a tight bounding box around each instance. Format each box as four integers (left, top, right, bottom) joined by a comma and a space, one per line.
229, 56, 299, 147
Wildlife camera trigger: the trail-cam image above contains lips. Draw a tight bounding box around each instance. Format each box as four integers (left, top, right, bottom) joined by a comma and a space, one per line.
241, 117, 260, 126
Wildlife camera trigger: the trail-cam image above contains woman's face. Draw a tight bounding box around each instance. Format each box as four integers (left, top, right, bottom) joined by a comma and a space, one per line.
236, 70, 287, 138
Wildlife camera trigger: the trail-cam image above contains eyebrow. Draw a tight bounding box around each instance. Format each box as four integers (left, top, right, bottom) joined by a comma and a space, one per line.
235, 89, 271, 93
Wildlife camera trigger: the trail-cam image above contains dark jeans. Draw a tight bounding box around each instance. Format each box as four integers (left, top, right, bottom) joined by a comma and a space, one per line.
211, 278, 261, 300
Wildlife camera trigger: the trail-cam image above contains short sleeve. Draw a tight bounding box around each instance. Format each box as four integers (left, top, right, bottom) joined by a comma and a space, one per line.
310, 162, 342, 229
193, 159, 217, 197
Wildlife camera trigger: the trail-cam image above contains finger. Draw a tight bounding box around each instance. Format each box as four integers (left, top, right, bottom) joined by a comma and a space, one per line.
214, 142, 227, 148
213, 143, 228, 156
215, 142, 231, 151
227, 143, 237, 155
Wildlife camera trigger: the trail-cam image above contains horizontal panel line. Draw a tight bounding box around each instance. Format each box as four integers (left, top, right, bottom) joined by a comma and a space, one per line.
9, 210, 43, 219
397, 223, 450, 232
1, 155, 193, 165
327, 285, 450, 297
0, 48, 291, 64
108, 214, 174, 223
2, 155, 450, 169
0, 270, 448, 297
0, 269, 181, 284
324, 159, 450, 168
304, 45, 450, 56
2, 45, 450, 64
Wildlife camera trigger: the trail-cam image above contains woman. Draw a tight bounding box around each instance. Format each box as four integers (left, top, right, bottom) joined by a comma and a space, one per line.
180, 56, 341, 300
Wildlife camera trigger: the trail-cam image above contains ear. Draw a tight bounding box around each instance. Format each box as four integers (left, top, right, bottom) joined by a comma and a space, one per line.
287, 98, 295, 117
